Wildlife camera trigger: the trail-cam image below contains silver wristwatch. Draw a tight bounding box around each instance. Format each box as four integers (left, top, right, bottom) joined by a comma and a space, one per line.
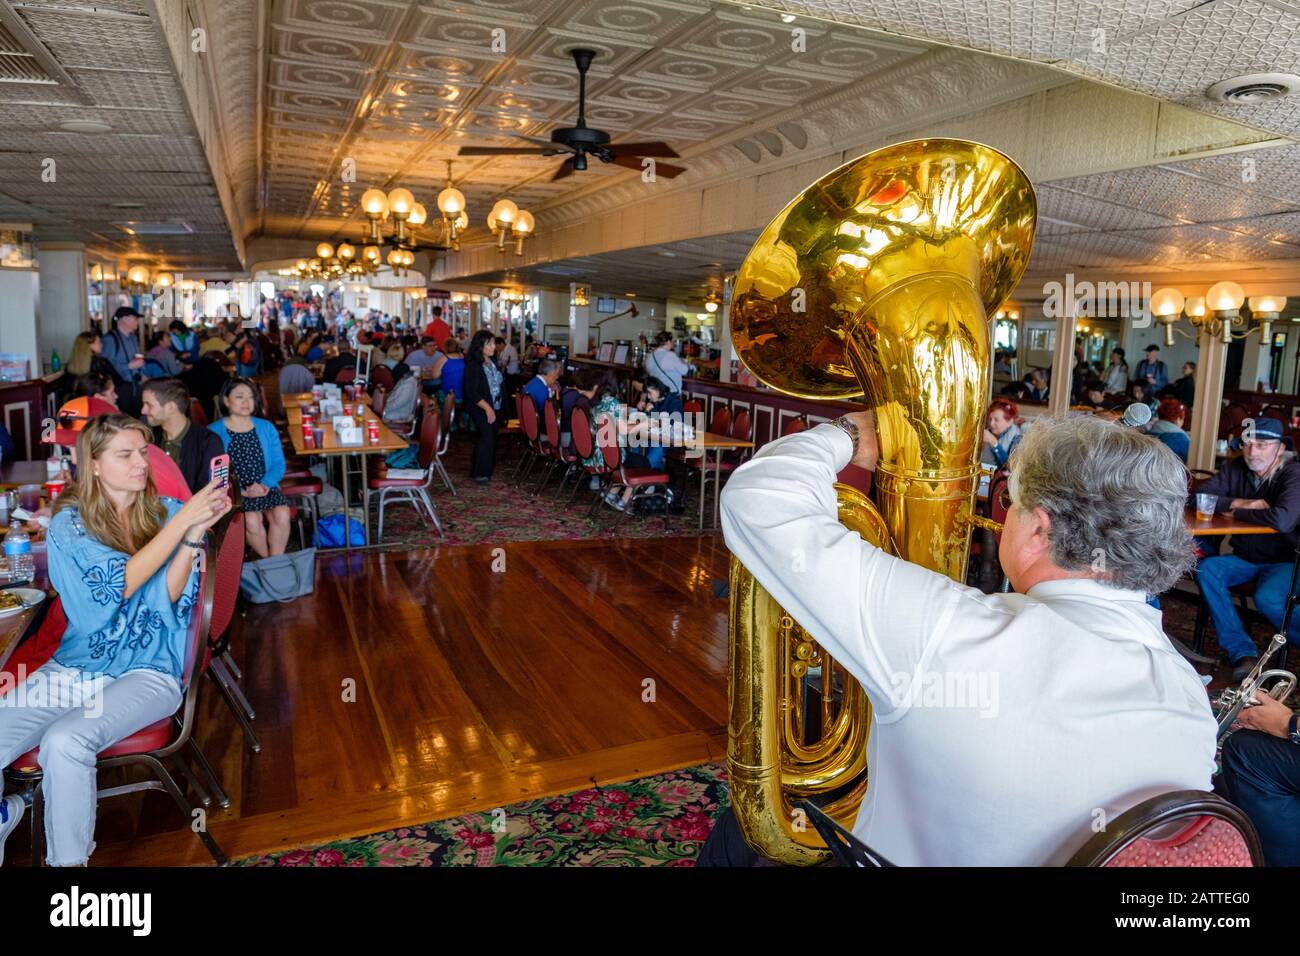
830, 415, 860, 458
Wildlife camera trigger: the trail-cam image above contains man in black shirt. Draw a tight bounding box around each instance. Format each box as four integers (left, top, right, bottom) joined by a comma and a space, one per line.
1194, 417, 1300, 679
141, 377, 226, 494
323, 344, 357, 384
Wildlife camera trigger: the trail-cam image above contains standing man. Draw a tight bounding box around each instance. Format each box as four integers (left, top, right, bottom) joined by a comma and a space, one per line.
423, 305, 452, 352
1194, 417, 1300, 679
1134, 344, 1169, 394
101, 306, 146, 416
645, 332, 690, 398
141, 378, 226, 495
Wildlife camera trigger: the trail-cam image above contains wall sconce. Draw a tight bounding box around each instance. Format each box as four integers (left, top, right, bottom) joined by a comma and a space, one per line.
1248, 295, 1289, 344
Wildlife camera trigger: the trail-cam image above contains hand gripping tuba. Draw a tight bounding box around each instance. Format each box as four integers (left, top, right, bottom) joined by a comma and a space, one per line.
726, 139, 1037, 864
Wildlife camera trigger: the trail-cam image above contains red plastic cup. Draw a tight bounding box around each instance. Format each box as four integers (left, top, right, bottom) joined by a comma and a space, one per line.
46, 480, 66, 502
367, 420, 380, 445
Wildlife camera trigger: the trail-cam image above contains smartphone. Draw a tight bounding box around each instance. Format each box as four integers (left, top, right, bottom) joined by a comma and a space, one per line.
210, 454, 231, 490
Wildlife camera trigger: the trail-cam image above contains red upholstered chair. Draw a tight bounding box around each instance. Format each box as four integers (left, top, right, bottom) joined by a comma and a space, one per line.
1066, 791, 1261, 867
589, 410, 673, 531
683, 400, 703, 416
433, 392, 456, 495
567, 404, 602, 507
371, 386, 387, 418
369, 408, 444, 541
782, 414, 809, 436
709, 405, 731, 438
370, 364, 396, 395
335, 367, 356, 386
280, 473, 324, 550
511, 394, 547, 485
4, 558, 227, 866
532, 398, 569, 496
189, 398, 209, 427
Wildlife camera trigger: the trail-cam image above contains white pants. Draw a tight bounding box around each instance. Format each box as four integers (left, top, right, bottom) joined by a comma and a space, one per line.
0, 662, 181, 865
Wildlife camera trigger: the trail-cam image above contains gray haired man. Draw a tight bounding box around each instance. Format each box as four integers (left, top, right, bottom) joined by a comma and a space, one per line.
712, 413, 1216, 866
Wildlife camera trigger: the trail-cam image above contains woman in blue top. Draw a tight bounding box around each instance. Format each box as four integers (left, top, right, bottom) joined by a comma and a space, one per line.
0, 414, 228, 865
210, 378, 290, 558
439, 337, 466, 401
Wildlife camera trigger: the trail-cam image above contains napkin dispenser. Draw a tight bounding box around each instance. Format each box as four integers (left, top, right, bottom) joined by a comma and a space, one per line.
320, 398, 343, 418
333, 416, 363, 446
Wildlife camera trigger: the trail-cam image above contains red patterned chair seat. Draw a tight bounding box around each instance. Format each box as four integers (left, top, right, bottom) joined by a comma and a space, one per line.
1104, 817, 1253, 867
368, 475, 426, 489
1066, 790, 1261, 867
280, 478, 323, 497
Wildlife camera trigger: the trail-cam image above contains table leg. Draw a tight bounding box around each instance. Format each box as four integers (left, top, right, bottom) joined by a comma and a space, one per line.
363, 454, 371, 547
342, 454, 352, 549
698, 450, 707, 531
712, 450, 722, 530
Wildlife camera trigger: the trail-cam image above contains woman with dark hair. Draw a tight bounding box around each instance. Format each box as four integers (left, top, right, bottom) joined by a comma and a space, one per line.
462, 330, 503, 484
0, 414, 228, 864
74, 370, 118, 407
211, 378, 291, 556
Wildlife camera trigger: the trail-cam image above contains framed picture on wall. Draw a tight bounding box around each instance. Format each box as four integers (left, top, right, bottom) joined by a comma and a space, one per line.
613, 344, 630, 365
596, 297, 616, 314
597, 342, 615, 362
543, 324, 569, 344
1028, 328, 1055, 352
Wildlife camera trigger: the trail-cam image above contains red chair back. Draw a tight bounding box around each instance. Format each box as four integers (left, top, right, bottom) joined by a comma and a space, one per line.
189, 399, 209, 427
209, 511, 246, 646
371, 364, 396, 394
336, 367, 356, 385
730, 409, 752, 443
181, 564, 216, 690
782, 415, 808, 436
571, 405, 595, 461
594, 409, 621, 473
543, 398, 560, 449
684, 400, 703, 415
1067, 791, 1261, 867
519, 394, 540, 443
709, 405, 731, 437
372, 387, 387, 417
418, 404, 440, 470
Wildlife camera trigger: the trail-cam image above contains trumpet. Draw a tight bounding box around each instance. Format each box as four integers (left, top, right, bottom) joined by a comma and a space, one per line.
1214, 633, 1297, 740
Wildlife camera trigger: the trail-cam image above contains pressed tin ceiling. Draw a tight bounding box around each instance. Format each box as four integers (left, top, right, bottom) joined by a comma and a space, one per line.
0, 0, 242, 270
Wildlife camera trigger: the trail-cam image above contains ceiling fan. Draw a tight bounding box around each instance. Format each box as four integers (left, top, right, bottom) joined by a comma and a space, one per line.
457, 48, 686, 182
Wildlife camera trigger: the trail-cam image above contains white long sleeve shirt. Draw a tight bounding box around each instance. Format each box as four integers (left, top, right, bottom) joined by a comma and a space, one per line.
720, 424, 1218, 866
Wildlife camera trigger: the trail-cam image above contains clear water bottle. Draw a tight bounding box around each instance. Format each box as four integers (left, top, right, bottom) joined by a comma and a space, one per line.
4, 521, 33, 585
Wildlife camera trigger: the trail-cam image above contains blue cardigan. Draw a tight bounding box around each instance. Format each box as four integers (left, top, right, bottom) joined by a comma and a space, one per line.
209, 417, 285, 490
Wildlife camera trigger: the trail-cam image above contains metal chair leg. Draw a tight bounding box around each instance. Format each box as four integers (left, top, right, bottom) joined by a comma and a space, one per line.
376, 489, 387, 543
210, 656, 255, 719
171, 751, 213, 808
186, 737, 231, 809
419, 489, 444, 536
222, 647, 242, 682
209, 668, 262, 753
141, 755, 227, 866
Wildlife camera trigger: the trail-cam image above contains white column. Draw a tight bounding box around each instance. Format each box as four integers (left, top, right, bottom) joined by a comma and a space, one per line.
719, 274, 735, 383
35, 244, 88, 371
569, 283, 590, 355
1189, 329, 1229, 472
1047, 298, 1078, 419
1238, 337, 1271, 393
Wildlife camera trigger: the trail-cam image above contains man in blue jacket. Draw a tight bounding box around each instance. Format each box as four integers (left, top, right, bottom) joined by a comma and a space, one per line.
101, 306, 146, 416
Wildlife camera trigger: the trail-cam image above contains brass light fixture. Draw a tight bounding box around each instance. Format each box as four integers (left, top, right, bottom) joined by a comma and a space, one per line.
487, 198, 535, 255
1152, 283, 1284, 346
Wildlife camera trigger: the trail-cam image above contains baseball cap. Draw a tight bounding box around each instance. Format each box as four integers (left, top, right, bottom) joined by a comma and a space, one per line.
113, 305, 142, 322
1245, 417, 1287, 443
48, 397, 119, 447
1144, 343, 1160, 352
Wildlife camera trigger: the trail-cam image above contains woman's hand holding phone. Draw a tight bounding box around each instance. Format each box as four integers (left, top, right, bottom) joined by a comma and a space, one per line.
177, 479, 233, 536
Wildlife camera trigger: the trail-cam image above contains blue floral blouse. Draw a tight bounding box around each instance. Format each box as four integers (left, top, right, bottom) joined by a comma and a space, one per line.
48, 498, 200, 683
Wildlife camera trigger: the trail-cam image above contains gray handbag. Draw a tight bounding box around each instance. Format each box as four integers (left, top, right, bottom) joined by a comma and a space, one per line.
239, 548, 316, 604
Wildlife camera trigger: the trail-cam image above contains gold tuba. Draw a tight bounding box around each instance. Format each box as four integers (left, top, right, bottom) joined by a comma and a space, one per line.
726, 139, 1037, 864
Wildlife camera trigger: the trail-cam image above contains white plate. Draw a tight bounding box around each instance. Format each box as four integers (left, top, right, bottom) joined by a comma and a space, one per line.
0, 588, 43, 616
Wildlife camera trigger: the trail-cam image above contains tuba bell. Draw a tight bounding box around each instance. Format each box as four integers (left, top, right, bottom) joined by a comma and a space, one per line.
726, 139, 1037, 864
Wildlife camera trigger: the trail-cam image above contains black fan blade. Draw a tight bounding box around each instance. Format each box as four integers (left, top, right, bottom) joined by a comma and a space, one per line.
611, 155, 686, 178
607, 142, 679, 159
552, 161, 575, 182
458, 146, 564, 156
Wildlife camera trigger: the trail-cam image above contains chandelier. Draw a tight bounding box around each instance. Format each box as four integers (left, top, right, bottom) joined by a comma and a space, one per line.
1152, 283, 1289, 346
487, 199, 535, 255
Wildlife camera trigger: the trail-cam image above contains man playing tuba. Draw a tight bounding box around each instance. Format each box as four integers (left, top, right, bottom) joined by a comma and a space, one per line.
712, 413, 1217, 866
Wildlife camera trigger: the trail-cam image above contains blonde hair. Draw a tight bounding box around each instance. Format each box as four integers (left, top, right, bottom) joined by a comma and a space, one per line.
387, 344, 404, 362
67, 331, 99, 376
54, 414, 166, 555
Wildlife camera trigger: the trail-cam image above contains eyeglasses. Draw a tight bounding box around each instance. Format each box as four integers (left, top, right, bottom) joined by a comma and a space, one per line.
998, 486, 1014, 511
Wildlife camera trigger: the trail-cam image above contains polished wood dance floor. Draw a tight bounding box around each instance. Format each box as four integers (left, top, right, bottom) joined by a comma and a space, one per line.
83, 535, 731, 866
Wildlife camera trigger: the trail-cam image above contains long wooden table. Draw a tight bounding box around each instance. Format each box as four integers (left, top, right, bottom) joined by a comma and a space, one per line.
0, 461, 52, 489
0, 550, 50, 672
281, 391, 371, 410
686, 432, 755, 531
287, 405, 408, 549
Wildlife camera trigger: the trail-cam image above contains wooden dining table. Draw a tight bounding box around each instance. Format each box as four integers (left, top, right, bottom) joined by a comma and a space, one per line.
0, 549, 50, 672
684, 432, 755, 531
281, 390, 372, 410
286, 405, 408, 549
0, 461, 53, 490
1185, 507, 1280, 536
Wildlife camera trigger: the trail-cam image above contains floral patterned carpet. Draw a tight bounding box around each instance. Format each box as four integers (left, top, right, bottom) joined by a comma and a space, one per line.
358, 430, 714, 550
235, 763, 728, 867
